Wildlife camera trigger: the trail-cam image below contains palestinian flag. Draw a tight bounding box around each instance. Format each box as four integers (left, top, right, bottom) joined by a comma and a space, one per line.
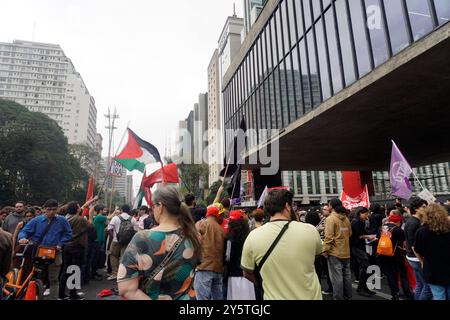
114, 129, 162, 173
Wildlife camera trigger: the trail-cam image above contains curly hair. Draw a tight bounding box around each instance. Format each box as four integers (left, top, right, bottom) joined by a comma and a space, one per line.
422, 203, 450, 234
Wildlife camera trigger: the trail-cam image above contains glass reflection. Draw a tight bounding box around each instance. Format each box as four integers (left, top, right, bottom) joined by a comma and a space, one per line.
406, 0, 434, 41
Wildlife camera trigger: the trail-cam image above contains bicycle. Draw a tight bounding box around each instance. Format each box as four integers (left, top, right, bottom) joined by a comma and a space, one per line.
2, 243, 55, 300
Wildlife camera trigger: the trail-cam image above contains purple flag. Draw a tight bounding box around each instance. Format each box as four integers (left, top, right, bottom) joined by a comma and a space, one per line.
390, 141, 413, 200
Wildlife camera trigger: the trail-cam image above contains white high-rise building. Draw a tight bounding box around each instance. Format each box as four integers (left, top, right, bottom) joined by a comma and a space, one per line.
207, 50, 223, 186
218, 15, 245, 76
0, 40, 97, 148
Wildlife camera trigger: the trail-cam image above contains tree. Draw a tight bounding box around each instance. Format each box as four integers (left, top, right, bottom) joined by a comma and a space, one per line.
165, 157, 209, 200
206, 180, 230, 205
69, 143, 101, 177
0, 100, 88, 206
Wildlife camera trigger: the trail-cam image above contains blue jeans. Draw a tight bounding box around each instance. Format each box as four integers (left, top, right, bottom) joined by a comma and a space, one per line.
194, 271, 223, 300
429, 284, 450, 300
327, 256, 352, 300
407, 259, 433, 300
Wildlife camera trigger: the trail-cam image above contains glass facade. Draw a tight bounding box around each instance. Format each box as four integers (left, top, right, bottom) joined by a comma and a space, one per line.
223, 0, 449, 151
373, 163, 450, 199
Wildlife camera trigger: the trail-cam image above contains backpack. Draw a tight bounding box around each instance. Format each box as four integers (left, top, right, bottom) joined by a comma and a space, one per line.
377, 225, 397, 257
117, 216, 136, 246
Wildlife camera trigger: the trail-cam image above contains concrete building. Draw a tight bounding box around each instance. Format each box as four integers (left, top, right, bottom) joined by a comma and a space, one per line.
218, 15, 245, 78
62, 61, 97, 148
194, 93, 208, 164
0, 40, 97, 148
126, 175, 134, 205
221, 0, 450, 202
207, 50, 223, 186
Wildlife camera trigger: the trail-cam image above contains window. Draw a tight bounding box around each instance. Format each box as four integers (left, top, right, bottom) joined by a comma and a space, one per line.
406, 0, 434, 41
365, 0, 389, 67
295, 0, 304, 37
434, 0, 450, 25
384, 0, 410, 55
299, 40, 311, 114
314, 171, 321, 194
315, 21, 332, 100
306, 171, 313, 194
281, 2, 290, 57
287, 0, 298, 48
307, 31, 320, 108
325, 172, 331, 194
325, 9, 343, 93
336, 0, 357, 86
296, 172, 303, 194
303, 0, 312, 30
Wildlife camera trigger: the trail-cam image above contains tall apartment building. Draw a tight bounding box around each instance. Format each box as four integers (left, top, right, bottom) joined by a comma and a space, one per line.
0, 40, 97, 149
194, 93, 208, 164
207, 50, 222, 186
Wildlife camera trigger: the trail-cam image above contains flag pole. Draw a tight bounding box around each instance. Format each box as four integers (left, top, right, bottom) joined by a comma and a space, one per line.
221, 149, 234, 187
160, 161, 166, 186
98, 121, 131, 198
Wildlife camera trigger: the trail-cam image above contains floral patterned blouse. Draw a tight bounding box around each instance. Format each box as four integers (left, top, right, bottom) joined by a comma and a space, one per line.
118, 229, 199, 300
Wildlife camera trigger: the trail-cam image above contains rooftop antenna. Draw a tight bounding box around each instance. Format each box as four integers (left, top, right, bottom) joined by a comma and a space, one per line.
233, 3, 236, 17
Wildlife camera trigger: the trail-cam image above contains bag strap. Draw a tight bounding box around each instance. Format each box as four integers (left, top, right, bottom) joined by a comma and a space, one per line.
140, 234, 185, 292
255, 221, 292, 275
37, 217, 57, 245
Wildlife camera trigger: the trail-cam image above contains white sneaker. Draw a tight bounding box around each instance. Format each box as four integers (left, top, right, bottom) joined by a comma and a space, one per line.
78, 291, 85, 296
44, 289, 50, 296
107, 275, 117, 281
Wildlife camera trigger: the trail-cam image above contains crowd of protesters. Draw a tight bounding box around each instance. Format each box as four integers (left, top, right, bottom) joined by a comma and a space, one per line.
1, 188, 450, 301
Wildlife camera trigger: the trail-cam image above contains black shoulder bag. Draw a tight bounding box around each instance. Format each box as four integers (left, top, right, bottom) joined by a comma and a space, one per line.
253, 221, 292, 300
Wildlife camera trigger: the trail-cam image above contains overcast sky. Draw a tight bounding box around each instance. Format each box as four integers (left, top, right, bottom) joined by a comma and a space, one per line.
0, 0, 244, 194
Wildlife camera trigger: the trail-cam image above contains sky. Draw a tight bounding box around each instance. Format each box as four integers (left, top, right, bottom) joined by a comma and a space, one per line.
0, 0, 244, 195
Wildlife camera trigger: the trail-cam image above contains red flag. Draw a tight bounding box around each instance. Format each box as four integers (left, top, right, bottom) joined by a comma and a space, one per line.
143, 163, 179, 188
341, 185, 370, 210
82, 176, 94, 217
144, 188, 153, 207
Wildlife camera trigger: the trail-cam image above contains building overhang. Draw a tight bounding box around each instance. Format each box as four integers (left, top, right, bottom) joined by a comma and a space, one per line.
243, 22, 450, 172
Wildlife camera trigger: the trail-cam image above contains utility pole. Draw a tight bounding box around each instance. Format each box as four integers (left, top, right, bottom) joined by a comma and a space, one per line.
104, 107, 119, 209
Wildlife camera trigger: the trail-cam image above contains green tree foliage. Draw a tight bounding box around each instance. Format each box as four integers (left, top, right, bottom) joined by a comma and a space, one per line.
206, 180, 230, 205
0, 100, 88, 206
165, 157, 209, 200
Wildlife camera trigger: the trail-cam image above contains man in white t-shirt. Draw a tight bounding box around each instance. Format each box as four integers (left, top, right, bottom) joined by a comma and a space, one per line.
106, 205, 138, 280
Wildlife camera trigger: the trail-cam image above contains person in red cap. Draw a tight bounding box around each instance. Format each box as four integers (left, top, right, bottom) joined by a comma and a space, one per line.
376, 213, 412, 300
194, 204, 225, 300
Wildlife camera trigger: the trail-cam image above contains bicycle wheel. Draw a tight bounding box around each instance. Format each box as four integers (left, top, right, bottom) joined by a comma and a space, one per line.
34, 279, 44, 300
18, 279, 44, 300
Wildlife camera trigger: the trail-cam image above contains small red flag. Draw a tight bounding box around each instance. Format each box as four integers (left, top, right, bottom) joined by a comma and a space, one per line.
82, 176, 94, 217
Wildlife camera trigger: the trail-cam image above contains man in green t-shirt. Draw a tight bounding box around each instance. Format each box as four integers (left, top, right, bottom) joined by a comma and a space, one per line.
241, 189, 323, 300
90, 205, 108, 279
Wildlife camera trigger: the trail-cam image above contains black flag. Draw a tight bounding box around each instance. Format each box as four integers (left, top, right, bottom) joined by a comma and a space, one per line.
219, 117, 247, 178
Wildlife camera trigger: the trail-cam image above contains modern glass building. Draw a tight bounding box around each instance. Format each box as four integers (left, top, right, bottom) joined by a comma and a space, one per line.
222, 0, 450, 202
223, 0, 449, 150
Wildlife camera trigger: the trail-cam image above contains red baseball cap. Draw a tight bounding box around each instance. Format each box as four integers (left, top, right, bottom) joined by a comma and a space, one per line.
388, 215, 403, 224
206, 206, 220, 218
229, 210, 245, 221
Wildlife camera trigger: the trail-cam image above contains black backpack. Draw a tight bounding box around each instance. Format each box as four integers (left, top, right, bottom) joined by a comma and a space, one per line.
117, 216, 136, 246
